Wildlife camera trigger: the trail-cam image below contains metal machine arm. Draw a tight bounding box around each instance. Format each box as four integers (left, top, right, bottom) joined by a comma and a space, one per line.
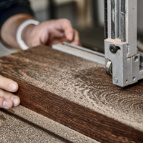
104, 0, 143, 87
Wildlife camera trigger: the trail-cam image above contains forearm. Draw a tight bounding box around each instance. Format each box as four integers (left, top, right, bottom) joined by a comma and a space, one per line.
1, 14, 34, 49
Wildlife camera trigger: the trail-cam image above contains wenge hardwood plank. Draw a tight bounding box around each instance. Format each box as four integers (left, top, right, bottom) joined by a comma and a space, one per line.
0, 45, 143, 142
2, 74, 143, 143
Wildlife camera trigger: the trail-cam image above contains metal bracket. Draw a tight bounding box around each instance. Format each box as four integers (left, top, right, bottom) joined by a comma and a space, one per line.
104, 0, 143, 87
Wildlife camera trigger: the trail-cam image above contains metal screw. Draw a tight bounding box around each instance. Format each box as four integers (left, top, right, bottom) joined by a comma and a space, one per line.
113, 78, 118, 83
133, 77, 136, 81
125, 80, 128, 84
134, 56, 139, 62
110, 44, 119, 54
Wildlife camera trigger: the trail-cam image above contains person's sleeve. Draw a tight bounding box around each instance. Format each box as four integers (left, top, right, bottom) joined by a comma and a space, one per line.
0, 0, 34, 29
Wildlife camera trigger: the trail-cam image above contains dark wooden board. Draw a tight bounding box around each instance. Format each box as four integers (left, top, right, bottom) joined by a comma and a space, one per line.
0, 45, 143, 142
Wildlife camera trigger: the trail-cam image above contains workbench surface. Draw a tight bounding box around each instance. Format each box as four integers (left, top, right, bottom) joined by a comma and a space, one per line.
0, 45, 143, 142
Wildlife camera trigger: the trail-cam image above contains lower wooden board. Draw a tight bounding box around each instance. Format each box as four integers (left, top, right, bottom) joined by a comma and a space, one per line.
0, 45, 143, 142
0, 110, 68, 143
2, 105, 98, 143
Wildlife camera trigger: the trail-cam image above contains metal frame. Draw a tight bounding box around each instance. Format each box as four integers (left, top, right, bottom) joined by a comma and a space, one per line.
104, 0, 143, 87
53, 42, 105, 65
52, 0, 142, 87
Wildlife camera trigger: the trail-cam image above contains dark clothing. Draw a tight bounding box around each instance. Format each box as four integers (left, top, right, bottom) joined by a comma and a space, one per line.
0, 0, 33, 29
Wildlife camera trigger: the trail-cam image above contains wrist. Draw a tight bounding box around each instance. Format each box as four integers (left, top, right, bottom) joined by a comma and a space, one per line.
16, 19, 39, 50
22, 24, 35, 47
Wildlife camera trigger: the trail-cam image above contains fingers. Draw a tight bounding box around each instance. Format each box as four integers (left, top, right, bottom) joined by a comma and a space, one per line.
41, 29, 65, 45
0, 75, 18, 92
11, 95, 20, 106
0, 97, 13, 109
0, 89, 20, 107
0, 89, 20, 109
54, 19, 80, 45
0, 75, 20, 109
28, 19, 80, 47
71, 30, 80, 45
56, 19, 74, 41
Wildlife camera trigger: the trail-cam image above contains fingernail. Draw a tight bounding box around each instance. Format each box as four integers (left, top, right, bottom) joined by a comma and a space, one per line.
68, 32, 73, 40
9, 83, 17, 91
11, 96, 20, 106
3, 100, 12, 109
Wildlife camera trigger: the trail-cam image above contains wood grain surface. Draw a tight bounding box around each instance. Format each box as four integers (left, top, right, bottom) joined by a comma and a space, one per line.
2, 105, 99, 143
0, 110, 68, 143
0, 45, 143, 142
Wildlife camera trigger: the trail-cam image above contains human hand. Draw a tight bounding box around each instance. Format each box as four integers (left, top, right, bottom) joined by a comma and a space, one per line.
0, 75, 20, 109
22, 19, 80, 47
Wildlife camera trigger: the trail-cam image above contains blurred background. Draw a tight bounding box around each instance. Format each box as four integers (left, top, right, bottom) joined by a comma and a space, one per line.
1, 0, 143, 56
